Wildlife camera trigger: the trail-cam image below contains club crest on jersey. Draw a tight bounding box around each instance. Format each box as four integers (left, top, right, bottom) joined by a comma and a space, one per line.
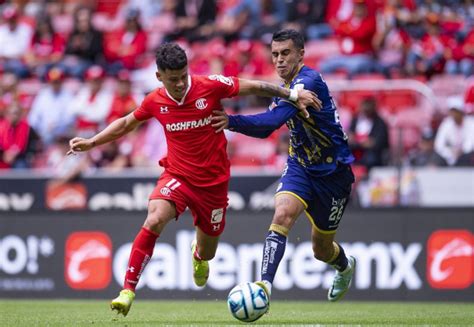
160, 187, 171, 196
160, 106, 169, 114
195, 98, 208, 110
160, 179, 181, 196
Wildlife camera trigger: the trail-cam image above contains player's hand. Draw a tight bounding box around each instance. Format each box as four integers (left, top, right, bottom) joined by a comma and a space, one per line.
67, 137, 95, 155
297, 89, 322, 118
211, 110, 229, 133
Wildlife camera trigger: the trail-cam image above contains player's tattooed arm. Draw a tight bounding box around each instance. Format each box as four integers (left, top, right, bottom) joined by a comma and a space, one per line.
238, 79, 322, 117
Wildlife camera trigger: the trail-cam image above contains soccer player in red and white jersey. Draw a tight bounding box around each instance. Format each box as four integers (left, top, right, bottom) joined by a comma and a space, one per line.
68, 43, 321, 316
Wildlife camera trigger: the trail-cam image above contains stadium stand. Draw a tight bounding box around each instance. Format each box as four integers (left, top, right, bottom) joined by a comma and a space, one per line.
0, 0, 472, 172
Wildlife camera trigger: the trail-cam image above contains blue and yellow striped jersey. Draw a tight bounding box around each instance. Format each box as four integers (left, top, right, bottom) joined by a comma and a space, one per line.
228, 66, 354, 176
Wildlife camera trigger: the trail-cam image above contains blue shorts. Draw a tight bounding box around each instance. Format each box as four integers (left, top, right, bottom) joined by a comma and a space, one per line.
276, 161, 354, 234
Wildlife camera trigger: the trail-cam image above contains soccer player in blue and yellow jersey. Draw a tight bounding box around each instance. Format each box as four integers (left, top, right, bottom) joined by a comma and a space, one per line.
212, 29, 356, 303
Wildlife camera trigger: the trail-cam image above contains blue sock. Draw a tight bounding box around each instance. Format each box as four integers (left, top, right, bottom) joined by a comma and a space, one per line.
329, 242, 348, 272
261, 229, 287, 283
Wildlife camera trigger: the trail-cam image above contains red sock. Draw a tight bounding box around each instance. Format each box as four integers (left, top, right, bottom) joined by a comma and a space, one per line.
124, 227, 159, 291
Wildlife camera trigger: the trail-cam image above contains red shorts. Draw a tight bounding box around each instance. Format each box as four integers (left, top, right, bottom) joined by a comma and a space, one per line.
149, 171, 229, 236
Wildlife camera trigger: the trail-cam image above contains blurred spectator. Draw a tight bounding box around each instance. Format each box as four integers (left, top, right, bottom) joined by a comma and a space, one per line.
415, 0, 445, 18
257, 0, 288, 42
89, 141, 131, 171
106, 69, 142, 124
434, 96, 474, 166
0, 102, 39, 169
0, 5, 33, 78
68, 65, 113, 137
405, 13, 445, 77
373, 0, 412, 77
59, 6, 103, 79
320, 0, 377, 78
104, 9, 147, 73
120, 0, 164, 27
444, 29, 474, 77
0, 72, 33, 116
43, 134, 90, 183
218, 0, 261, 42
164, 0, 217, 43
348, 97, 390, 169
284, 0, 332, 40
130, 119, 167, 168
24, 15, 65, 80
222, 40, 274, 80
407, 128, 446, 166
27, 68, 75, 145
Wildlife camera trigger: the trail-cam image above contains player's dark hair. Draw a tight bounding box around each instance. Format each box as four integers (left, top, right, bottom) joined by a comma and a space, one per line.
272, 29, 305, 50
155, 43, 187, 71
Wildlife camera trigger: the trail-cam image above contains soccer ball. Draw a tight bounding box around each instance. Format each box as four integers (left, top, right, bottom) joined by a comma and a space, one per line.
227, 282, 269, 323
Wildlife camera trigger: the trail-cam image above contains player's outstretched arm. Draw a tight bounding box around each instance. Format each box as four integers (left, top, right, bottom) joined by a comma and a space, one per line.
237, 78, 322, 117
212, 99, 298, 138
67, 112, 144, 155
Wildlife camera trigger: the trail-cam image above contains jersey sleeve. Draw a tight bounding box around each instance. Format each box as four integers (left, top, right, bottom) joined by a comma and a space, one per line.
133, 92, 154, 121
228, 101, 298, 138
293, 75, 317, 94
207, 75, 240, 99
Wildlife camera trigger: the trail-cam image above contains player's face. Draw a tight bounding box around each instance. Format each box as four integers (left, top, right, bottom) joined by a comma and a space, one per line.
271, 39, 304, 83
156, 66, 189, 100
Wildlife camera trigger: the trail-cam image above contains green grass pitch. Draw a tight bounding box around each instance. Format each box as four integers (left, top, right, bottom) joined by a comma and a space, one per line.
1, 300, 473, 326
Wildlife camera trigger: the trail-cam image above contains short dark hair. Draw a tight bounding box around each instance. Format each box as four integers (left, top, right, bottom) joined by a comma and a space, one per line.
155, 43, 187, 71
272, 29, 305, 50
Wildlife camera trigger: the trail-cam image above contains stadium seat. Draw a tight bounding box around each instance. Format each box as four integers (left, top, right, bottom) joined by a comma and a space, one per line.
230, 155, 263, 167
429, 74, 467, 97
339, 90, 379, 112
228, 133, 276, 167
380, 90, 417, 113
428, 75, 467, 113
352, 73, 386, 81
95, 0, 123, 16
305, 38, 341, 69
389, 125, 420, 156
388, 108, 429, 156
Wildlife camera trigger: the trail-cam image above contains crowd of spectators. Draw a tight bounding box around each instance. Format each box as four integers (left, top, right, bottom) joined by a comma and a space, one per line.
0, 0, 473, 177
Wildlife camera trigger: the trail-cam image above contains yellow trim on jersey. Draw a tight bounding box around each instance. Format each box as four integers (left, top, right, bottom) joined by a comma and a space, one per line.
269, 224, 289, 237
302, 144, 314, 160
275, 191, 308, 209
302, 121, 332, 146
289, 145, 295, 157
304, 211, 337, 234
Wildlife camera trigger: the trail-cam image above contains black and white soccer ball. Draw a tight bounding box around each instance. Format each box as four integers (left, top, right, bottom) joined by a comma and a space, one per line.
227, 282, 269, 322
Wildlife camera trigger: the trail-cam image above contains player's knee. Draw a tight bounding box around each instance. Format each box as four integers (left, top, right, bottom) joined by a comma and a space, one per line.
144, 204, 171, 233
272, 208, 296, 228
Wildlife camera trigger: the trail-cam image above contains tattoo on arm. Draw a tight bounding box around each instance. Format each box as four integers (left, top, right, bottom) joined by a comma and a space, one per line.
257, 82, 290, 99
